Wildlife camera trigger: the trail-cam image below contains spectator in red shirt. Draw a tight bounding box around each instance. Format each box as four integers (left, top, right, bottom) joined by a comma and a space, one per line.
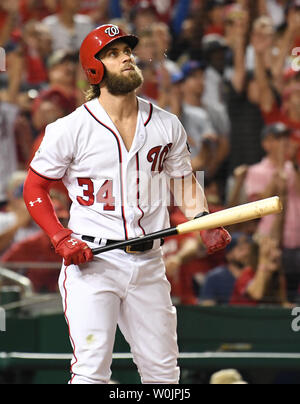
254, 3, 300, 163
29, 88, 73, 162
28, 88, 73, 198
199, 233, 252, 306
23, 21, 52, 88
230, 236, 287, 306
163, 207, 199, 305
163, 181, 227, 305
41, 49, 80, 110
183, 180, 228, 298
19, 0, 58, 23
6, 20, 52, 96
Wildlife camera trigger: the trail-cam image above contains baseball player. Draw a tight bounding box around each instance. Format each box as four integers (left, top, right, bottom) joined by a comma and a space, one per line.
23, 24, 231, 384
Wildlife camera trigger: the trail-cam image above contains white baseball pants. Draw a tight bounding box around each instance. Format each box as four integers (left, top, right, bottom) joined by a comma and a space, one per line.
58, 247, 180, 384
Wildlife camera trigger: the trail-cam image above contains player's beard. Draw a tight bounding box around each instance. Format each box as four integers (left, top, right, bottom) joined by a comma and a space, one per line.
104, 65, 144, 96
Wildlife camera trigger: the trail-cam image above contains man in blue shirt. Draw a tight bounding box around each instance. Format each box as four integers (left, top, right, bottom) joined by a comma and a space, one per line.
199, 233, 252, 306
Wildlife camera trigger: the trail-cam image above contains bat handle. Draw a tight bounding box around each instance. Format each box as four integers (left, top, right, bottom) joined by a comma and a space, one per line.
92, 227, 177, 255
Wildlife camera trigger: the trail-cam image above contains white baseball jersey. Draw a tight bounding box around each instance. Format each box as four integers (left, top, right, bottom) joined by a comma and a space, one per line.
30, 97, 192, 241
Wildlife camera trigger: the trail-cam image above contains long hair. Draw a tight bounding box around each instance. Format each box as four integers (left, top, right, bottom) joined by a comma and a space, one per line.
85, 84, 101, 101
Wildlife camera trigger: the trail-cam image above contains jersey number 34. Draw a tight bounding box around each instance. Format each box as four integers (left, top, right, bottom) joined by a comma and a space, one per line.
77, 179, 115, 211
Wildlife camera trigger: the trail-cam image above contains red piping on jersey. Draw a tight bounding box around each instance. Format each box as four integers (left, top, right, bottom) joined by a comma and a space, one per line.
84, 104, 129, 240
144, 103, 153, 127
63, 266, 78, 384
29, 166, 62, 181
136, 153, 146, 236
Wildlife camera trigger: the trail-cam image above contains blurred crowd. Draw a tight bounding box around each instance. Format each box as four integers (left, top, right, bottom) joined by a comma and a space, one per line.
1, 0, 300, 306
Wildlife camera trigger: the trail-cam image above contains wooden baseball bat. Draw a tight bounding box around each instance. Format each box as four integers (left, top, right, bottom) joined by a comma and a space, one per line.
92, 196, 283, 255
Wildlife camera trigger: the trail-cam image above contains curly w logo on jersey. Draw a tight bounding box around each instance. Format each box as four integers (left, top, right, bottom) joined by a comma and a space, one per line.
147, 144, 173, 173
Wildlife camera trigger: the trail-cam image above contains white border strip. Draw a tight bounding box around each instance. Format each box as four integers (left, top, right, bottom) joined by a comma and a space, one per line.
1, 352, 300, 361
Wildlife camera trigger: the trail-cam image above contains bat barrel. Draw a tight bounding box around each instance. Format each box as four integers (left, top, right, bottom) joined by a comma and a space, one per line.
176, 196, 283, 234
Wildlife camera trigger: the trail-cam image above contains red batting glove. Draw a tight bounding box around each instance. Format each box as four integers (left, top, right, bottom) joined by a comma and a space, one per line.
200, 227, 232, 255
51, 229, 94, 266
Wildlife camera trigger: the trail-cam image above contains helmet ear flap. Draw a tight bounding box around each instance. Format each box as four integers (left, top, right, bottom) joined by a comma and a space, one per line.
86, 59, 105, 85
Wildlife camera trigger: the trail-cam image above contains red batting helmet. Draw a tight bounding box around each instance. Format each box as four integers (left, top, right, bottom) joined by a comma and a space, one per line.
80, 24, 139, 85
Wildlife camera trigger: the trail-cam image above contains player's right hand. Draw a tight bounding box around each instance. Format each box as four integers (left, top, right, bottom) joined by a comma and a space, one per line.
51, 229, 94, 266
200, 227, 232, 255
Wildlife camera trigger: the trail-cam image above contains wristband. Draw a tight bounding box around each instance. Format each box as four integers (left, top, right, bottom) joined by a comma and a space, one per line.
51, 228, 73, 249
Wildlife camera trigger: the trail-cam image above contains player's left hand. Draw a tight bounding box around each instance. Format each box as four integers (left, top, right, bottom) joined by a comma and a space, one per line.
200, 227, 232, 255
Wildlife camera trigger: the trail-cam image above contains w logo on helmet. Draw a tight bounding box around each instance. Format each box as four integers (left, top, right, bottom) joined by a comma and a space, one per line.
105, 26, 120, 38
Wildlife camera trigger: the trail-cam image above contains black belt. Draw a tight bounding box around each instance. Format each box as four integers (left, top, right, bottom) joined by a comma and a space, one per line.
82, 235, 164, 254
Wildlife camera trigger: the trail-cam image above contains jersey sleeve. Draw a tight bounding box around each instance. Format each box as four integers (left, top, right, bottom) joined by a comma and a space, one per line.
30, 118, 74, 180
164, 117, 193, 178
